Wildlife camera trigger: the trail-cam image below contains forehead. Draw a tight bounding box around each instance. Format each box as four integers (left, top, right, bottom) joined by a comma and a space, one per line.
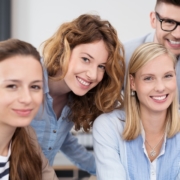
136, 54, 174, 76
0, 55, 43, 81
71, 40, 108, 61
156, 3, 180, 21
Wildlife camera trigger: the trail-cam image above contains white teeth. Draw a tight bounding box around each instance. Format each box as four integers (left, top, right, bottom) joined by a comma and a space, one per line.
169, 40, 180, 45
152, 95, 166, 100
77, 77, 90, 86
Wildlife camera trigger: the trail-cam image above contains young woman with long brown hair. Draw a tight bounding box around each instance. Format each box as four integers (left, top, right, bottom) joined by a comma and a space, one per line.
0, 39, 58, 180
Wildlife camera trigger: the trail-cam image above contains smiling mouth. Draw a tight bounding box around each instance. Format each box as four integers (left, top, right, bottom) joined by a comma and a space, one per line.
168, 40, 180, 45
13, 109, 32, 116
77, 77, 91, 86
150, 94, 168, 101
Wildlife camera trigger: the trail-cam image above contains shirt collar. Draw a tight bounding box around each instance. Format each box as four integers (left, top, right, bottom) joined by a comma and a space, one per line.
41, 57, 49, 94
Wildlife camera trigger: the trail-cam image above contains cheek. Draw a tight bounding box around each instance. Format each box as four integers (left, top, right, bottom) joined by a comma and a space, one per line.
169, 80, 177, 93
33, 93, 43, 106
97, 72, 105, 83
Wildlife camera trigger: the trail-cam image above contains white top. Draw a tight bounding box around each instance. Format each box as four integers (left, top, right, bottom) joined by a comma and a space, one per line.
0, 146, 11, 180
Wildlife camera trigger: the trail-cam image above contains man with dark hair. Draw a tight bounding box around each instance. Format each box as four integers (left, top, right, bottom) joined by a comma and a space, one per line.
124, 0, 180, 100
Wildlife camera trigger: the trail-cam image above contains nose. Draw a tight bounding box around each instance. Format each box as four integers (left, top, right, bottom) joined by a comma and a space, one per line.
171, 25, 180, 39
154, 80, 165, 92
18, 88, 32, 104
86, 67, 98, 81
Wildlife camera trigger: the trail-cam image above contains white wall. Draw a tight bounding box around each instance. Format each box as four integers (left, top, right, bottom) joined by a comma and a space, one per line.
11, 0, 156, 48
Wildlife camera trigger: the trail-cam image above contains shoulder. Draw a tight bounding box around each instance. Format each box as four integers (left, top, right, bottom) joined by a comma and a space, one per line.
93, 109, 126, 135
123, 32, 154, 63
123, 32, 154, 49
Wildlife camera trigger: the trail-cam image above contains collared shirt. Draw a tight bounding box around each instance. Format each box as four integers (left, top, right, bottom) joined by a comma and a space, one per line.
93, 109, 180, 180
123, 32, 180, 103
31, 61, 96, 175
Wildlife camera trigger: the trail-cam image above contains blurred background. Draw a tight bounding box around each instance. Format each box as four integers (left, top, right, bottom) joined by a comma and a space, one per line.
1, 0, 156, 179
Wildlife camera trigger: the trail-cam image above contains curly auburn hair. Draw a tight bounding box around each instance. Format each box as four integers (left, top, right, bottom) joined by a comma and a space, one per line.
41, 14, 125, 131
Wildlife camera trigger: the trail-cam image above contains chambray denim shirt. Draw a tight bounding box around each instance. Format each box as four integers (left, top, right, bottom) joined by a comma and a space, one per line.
93, 109, 180, 180
31, 60, 96, 175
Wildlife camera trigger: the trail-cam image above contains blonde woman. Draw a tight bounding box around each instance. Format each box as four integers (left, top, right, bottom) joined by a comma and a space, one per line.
93, 42, 180, 180
31, 13, 125, 174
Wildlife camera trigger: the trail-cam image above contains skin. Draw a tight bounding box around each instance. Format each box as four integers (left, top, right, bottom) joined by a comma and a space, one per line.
0, 55, 43, 156
130, 54, 176, 161
150, 3, 180, 56
48, 40, 109, 118
65, 40, 108, 96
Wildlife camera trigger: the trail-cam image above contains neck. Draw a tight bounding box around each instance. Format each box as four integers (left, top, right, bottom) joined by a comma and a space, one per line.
0, 124, 15, 156
48, 77, 71, 98
140, 108, 167, 135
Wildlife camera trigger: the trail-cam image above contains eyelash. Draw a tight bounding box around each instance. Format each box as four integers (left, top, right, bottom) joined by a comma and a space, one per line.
98, 65, 106, 70
165, 74, 173, 78
144, 74, 173, 81
82, 57, 90, 62
6, 84, 17, 89
6, 84, 42, 90
144, 77, 152, 81
31, 85, 42, 90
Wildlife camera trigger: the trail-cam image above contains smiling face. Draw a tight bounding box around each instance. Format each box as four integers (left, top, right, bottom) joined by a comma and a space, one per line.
150, 3, 180, 56
130, 54, 176, 114
0, 55, 43, 129
64, 40, 108, 96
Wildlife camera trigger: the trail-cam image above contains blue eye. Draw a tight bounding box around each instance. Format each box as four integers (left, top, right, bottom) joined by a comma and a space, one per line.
144, 77, 152, 81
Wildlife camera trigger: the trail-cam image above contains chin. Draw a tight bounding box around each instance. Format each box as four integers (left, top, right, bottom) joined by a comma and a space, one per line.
72, 90, 87, 96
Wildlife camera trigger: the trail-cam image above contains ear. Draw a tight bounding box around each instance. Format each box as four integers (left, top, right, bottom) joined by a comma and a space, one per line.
150, 11, 156, 29
129, 74, 136, 91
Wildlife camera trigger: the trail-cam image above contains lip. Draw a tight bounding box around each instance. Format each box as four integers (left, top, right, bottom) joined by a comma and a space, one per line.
76, 76, 91, 89
150, 94, 168, 103
12, 109, 33, 116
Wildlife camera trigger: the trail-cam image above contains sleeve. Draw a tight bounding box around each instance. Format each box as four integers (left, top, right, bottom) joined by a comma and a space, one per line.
93, 113, 127, 180
26, 126, 59, 180
60, 132, 96, 175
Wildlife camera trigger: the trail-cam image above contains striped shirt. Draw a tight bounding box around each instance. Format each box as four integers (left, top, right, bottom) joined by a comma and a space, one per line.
0, 147, 11, 180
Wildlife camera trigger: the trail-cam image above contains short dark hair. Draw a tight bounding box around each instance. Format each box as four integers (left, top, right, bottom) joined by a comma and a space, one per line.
156, 0, 180, 6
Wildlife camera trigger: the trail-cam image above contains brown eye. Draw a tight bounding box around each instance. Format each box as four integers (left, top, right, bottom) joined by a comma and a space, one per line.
7, 84, 17, 89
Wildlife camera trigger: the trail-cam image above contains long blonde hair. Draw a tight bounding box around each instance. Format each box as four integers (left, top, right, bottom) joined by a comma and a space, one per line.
41, 14, 125, 131
123, 42, 180, 140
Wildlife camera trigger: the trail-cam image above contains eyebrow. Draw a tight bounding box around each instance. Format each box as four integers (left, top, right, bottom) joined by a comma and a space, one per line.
81, 52, 94, 59
81, 52, 107, 64
140, 71, 175, 77
157, 13, 179, 22
4, 79, 43, 83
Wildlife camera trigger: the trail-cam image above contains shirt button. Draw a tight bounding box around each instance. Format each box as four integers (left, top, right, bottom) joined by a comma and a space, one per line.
62, 117, 65, 120
53, 130, 56, 133
49, 147, 52, 150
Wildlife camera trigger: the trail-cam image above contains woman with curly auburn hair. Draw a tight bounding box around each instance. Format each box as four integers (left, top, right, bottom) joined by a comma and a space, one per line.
93, 42, 180, 180
0, 39, 58, 180
31, 13, 125, 174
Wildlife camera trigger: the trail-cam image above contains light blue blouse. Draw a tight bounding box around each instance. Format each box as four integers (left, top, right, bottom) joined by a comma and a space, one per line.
31, 60, 96, 174
93, 109, 180, 180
